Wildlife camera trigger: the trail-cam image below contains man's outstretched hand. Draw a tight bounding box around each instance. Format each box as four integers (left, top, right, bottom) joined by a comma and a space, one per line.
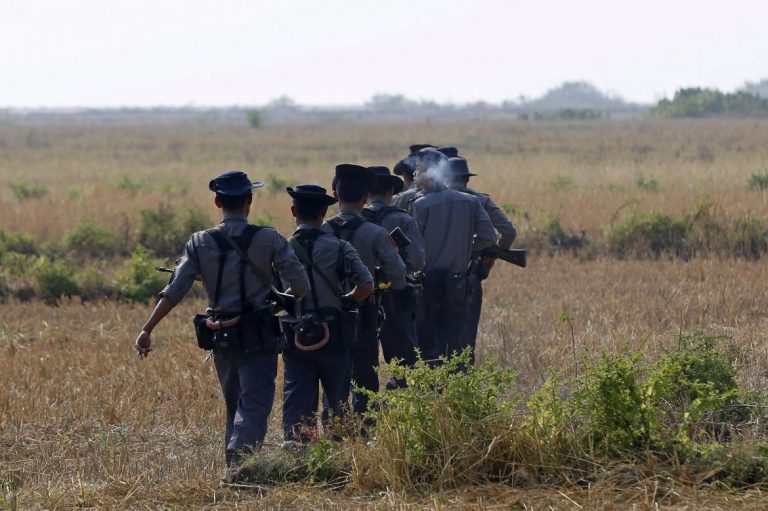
134, 330, 152, 359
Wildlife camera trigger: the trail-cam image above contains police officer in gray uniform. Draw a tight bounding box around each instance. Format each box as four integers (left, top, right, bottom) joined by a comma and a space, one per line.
322, 164, 406, 418
410, 157, 497, 362
364, 166, 425, 386
446, 156, 517, 363
133, 170, 310, 472
281, 184, 373, 444
391, 144, 435, 211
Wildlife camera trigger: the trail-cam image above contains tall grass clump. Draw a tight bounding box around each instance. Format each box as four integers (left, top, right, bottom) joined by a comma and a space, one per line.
32, 257, 80, 304
747, 170, 768, 190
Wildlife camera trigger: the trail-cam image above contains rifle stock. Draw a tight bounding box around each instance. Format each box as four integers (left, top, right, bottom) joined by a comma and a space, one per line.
480, 246, 527, 268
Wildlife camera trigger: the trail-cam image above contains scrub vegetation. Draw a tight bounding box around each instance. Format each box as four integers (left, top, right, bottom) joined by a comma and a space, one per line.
3, 119, 768, 508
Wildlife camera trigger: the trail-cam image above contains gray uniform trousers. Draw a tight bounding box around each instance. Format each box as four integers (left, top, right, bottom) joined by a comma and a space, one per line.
416, 272, 470, 362
213, 349, 278, 466
380, 289, 418, 387
465, 270, 484, 365
352, 300, 380, 416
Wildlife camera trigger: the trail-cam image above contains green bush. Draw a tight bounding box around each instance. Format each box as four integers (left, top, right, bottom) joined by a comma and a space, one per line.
64, 221, 121, 257
33, 257, 80, 303
0, 230, 41, 255
542, 214, 586, 251
747, 171, 768, 190
113, 246, 167, 303
116, 174, 149, 195
8, 180, 47, 201
605, 210, 692, 258
77, 262, 113, 300
136, 205, 209, 257
364, 349, 517, 489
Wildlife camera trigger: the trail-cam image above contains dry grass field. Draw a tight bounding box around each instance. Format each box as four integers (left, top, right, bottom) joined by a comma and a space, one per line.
3, 119, 768, 509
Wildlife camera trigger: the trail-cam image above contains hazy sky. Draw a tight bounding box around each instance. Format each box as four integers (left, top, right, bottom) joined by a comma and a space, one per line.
1, 0, 766, 107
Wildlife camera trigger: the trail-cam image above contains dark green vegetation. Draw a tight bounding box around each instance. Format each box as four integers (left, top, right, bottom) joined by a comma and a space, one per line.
243, 335, 768, 492
652, 88, 768, 118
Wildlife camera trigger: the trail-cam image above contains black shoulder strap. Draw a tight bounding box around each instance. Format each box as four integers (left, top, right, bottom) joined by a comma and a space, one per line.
205, 228, 229, 311
208, 225, 265, 313
290, 228, 343, 311
327, 216, 366, 243
363, 206, 404, 226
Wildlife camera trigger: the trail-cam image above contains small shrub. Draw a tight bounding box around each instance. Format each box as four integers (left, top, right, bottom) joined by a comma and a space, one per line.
113, 246, 167, 303
264, 172, 299, 195
635, 174, 659, 192
8, 180, 47, 201
548, 174, 574, 191
67, 186, 83, 199
77, 262, 113, 300
542, 214, 586, 251
116, 174, 149, 195
252, 211, 276, 226
733, 215, 768, 259
246, 109, 264, 128
64, 221, 121, 257
136, 205, 209, 257
748, 170, 768, 190
0, 231, 40, 255
33, 257, 80, 304
605, 210, 692, 258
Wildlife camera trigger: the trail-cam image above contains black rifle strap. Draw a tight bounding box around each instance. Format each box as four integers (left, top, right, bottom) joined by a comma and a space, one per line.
213, 247, 228, 311
208, 225, 264, 313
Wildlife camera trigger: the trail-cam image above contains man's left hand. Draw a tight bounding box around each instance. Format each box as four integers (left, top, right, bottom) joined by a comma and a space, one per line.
134, 330, 153, 359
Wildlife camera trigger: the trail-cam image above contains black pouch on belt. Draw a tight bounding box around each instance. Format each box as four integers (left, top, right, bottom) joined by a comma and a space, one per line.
193, 314, 215, 350
444, 271, 469, 305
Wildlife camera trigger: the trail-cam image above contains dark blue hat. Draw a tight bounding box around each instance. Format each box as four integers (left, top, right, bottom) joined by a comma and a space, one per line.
208, 170, 264, 196
438, 146, 459, 158
331, 164, 376, 191
368, 166, 404, 195
287, 184, 338, 206
409, 143, 436, 155
393, 156, 416, 176
448, 157, 477, 178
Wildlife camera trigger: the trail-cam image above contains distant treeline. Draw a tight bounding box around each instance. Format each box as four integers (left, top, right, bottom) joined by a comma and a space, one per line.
3, 79, 768, 124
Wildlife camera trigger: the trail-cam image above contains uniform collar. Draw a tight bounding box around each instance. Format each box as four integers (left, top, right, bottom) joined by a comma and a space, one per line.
368, 200, 387, 209
338, 207, 364, 218
296, 223, 315, 230
447, 183, 469, 193
222, 212, 248, 222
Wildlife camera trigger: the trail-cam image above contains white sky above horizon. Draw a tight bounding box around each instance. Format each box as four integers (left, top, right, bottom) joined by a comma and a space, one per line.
1, 0, 766, 108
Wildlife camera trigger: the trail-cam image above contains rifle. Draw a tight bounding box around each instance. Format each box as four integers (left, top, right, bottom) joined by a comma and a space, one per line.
479, 246, 527, 268
155, 266, 300, 317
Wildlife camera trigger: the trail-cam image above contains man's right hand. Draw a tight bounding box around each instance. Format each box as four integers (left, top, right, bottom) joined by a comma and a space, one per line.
134, 330, 153, 359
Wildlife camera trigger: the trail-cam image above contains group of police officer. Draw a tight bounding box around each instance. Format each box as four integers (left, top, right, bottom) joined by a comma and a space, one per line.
133, 144, 516, 481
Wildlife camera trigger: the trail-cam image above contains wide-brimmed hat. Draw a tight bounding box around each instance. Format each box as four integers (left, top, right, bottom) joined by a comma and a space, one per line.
331, 163, 377, 191
393, 156, 416, 176
409, 143, 436, 154
208, 170, 264, 196
368, 166, 404, 195
438, 146, 459, 158
286, 184, 338, 206
447, 157, 477, 178
415, 148, 448, 170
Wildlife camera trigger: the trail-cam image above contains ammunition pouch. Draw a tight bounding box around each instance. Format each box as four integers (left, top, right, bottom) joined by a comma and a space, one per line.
282, 307, 357, 353
424, 270, 469, 306
193, 309, 281, 353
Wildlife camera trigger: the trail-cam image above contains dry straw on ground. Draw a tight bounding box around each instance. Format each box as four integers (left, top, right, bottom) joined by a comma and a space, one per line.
2, 119, 768, 508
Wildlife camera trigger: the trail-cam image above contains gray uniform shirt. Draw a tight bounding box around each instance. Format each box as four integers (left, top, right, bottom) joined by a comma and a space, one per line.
411, 188, 496, 273
448, 184, 517, 250
391, 186, 421, 212
160, 215, 310, 314
366, 200, 426, 273
321, 208, 407, 290
290, 224, 372, 311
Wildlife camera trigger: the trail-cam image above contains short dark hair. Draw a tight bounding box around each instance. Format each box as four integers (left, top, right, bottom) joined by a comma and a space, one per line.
336, 180, 368, 203
371, 179, 394, 196
293, 199, 326, 220
217, 192, 251, 211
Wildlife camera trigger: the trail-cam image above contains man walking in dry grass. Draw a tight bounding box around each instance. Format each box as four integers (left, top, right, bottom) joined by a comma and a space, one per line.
133, 170, 309, 479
